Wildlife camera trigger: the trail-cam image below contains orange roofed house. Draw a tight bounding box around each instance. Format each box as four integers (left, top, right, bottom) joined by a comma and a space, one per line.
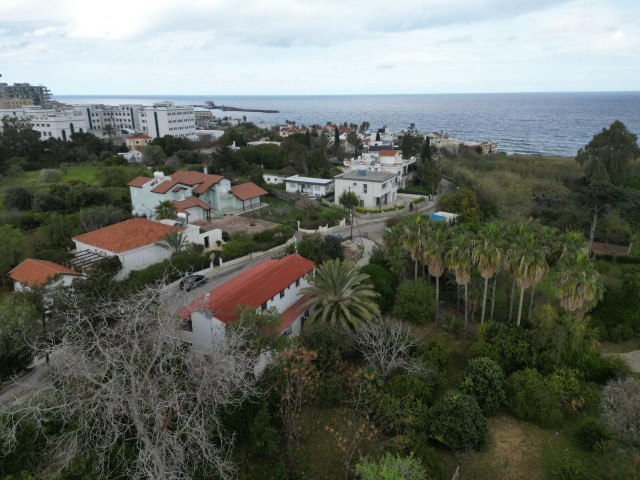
9, 259, 83, 292
128, 168, 268, 220
180, 254, 315, 353
72, 218, 202, 280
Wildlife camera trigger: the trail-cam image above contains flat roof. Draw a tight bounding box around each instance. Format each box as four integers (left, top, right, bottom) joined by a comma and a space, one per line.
335, 171, 397, 182
285, 175, 334, 185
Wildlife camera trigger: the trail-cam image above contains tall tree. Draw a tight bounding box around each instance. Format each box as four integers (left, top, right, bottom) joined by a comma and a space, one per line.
576, 120, 640, 185
302, 258, 380, 331
423, 221, 449, 323
0, 225, 29, 283
472, 222, 505, 325
446, 227, 474, 333
576, 180, 621, 248
402, 215, 427, 282
509, 227, 549, 327
554, 251, 602, 316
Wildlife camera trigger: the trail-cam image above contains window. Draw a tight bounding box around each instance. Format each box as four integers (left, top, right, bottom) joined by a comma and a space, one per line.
280, 290, 285, 299
363, 184, 368, 194
261, 302, 267, 311
283, 325, 293, 337
382, 182, 387, 189
296, 279, 300, 287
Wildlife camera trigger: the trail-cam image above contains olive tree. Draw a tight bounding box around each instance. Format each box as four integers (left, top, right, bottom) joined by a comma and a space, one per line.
0, 287, 261, 480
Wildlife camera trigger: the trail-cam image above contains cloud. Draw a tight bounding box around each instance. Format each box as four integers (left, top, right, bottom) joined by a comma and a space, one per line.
25, 26, 65, 37
377, 64, 395, 70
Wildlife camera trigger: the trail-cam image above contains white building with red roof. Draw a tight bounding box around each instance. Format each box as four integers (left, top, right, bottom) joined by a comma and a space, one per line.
128, 169, 268, 219
72, 218, 201, 280
179, 254, 315, 353
9, 259, 83, 292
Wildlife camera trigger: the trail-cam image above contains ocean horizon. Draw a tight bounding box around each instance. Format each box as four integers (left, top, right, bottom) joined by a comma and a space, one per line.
54, 92, 640, 157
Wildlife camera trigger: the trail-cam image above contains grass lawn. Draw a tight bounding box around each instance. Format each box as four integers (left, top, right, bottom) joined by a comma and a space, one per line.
17, 164, 105, 186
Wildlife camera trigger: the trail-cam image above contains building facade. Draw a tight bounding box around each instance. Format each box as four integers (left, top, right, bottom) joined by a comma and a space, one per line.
285, 175, 334, 197
138, 102, 196, 140
344, 149, 415, 188
334, 170, 399, 209
0, 82, 52, 108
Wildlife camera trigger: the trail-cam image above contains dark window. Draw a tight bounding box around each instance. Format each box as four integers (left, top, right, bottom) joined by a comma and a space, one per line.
296, 279, 300, 287
261, 302, 267, 311
280, 290, 285, 299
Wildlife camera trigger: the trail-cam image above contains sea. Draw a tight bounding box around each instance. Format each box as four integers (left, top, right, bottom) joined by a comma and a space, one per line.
54, 92, 640, 157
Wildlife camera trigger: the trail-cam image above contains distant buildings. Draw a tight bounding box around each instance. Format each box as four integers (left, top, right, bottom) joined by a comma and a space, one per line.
0, 106, 90, 140
138, 102, 196, 140
0, 82, 52, 108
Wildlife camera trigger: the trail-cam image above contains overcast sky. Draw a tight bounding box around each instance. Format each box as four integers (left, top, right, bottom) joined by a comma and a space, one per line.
1, 0, 639, 95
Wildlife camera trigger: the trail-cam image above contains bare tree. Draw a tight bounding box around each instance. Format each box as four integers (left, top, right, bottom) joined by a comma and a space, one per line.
0, 287, 261, 480
353, 319, 418, 379
601, 376, 640, 443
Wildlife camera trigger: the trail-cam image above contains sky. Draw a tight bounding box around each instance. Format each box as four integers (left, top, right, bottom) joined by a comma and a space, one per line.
0, 0, 639, 95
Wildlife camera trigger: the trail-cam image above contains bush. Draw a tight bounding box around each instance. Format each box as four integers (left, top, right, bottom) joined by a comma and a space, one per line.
393, 279, 435, 325
414, 336, 451, 368
4, 187, 33, 210
546, 457, 589, 480
427, 392, 487, 451
360, 263, 396, 314
590, 274, 640, 341
470, 323, 537, 373
386, 374, 434, 406
459, 357, 506, 416
286, 233, 344, 265
572, 416, 611, 451
38, 168, 62, 184
355, 452, 430, 480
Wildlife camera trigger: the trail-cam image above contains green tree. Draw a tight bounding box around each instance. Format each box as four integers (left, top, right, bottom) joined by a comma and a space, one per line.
288, 233, 344, 265
402, 215, 427, 282
142, 144, 166, 166
554, 251, 602, 316
423, 221, 448, 323
393, 279, 435, 325
159, 230, 190, 254
302, 258, 380, 331
339, 190, 359, 209
427, 392, 488, 451
472, 222, 505, 325
460, 357, 506, 416
355, 452, 430, 480
0, 294, 40, 379
446, 227, 474, 333
360, 264, 396, 314
437, 187, 481, 223
154, 200, 177, 220
3, 187, 33, 210
576, 120, 640, 185
401, 123, 421, 159
0, 225, 29, 282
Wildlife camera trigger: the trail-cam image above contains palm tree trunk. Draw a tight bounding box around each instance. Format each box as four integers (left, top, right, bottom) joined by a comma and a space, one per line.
517, 285, 525, 326
457, 284, 460, 311
435, 276, 440, 324
589, 208, 598, 249
481, 276, 489, 325
508, 278, 516, 322
527, 285, 536, 322
414, 260, 418, 282
464, 283, 469, 336
490, 276, 497, 321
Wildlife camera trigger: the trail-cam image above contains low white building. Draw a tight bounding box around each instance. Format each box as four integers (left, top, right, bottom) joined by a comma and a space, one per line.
9, 259, 83, 292
334, 170, 399, 209
285, 175, 334, 197
72, 218, 202, 280
263, 173, 284, 185
118, 150, 143, 163
179, 254, 315, 353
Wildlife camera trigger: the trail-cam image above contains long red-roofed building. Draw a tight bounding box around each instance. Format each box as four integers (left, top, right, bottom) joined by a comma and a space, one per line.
180, 254, 315, 352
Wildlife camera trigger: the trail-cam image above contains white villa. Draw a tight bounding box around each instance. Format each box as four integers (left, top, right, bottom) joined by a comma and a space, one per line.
285, 175, 334, 197
333, 170, 399, 209
179, 254, 315, 353
344, 150, 415, 188
128, 169, 268, 220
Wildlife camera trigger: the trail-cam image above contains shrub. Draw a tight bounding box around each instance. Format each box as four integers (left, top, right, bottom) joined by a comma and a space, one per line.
572, 416, 611, 451
4, 187, 33, 210
386, 374, 434, 406
393, 279, 435, 325
414, 336, 451, 368
546, 457, 589, 480
460, 357, 506, 416
427, 392, 487, 451
355, 452, 430, 480
38, 168, 62, 184
470, 323, 537, 373
601, 376, 640, 443
360, 263, 396, 314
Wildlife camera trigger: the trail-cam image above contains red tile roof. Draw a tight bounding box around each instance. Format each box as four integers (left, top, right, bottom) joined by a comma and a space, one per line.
72, 218, 183, 254
9, 259, 82, 287
128, 176, 152, 187
150, 170, 224, 194
172, 196, 212, 212
278, 294, 312, 332
179, 254, 315, 324
379, 150, 399, 156
230, 182, 269, 201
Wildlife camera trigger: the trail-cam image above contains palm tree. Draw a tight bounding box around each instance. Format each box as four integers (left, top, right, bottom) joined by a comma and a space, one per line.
526, 225, 557, 322
509, 228, 549, 327
472, 222, 505, 325
155, 200, 177, 220
554, 251, 603, 317
423, 221, 449, 323
159, 231, 190, 254
446, 227, 474, 334
402, 215, 427, 282
302, 258, 380, 331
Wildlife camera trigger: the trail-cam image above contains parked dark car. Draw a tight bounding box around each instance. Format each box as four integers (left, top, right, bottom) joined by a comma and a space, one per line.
179, 274, 208, 291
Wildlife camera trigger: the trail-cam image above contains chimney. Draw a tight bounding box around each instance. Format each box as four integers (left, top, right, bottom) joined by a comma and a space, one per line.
203, 164, 208, 175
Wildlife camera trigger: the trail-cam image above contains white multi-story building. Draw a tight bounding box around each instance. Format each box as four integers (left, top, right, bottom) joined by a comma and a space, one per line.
74, 104, 144, 133
334, 170, 399, 209
0, 107, 89, 141
138, 102, 196, 140
344, 150, 415, 188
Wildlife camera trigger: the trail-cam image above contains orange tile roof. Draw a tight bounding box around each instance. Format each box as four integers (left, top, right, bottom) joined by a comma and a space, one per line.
72, 218, 183, 254
277, 294, 312, 332
379, 150, 399, 156
128, 176, 152, 187
230, 182, 269, 201
9, 259, 82, 287
179, 254, 315, 324
150, 171, 224, 194
173, 196, 212, 212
